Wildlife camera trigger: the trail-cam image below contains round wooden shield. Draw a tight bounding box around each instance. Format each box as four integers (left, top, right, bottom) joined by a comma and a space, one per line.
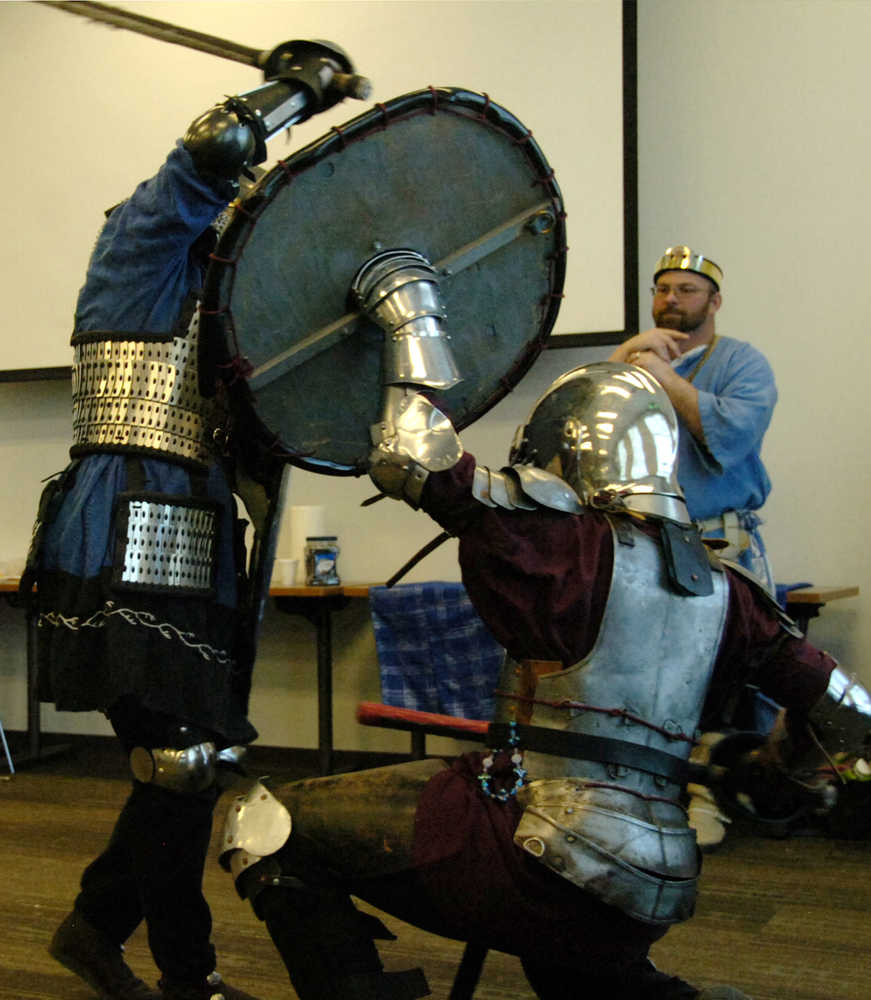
203, 87, 567, 475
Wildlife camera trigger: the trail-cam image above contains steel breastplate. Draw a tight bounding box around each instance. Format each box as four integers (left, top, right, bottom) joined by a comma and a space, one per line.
70, 308, 216, 467
506, 515, 729, 924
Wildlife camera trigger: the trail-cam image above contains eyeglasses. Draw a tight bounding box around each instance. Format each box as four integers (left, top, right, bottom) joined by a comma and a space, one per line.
651, 284, 712, 299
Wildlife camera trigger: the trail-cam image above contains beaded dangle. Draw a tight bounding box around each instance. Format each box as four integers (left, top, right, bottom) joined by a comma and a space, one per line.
477, 720, 528, 801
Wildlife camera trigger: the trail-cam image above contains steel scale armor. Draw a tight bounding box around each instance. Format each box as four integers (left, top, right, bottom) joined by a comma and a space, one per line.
71, 309, 217, 468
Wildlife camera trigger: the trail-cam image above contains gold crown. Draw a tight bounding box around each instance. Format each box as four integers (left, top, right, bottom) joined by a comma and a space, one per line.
654, 246, 722, 289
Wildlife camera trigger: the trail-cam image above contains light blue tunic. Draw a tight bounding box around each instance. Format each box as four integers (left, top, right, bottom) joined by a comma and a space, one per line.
673, 335, 777, 587
673, 335, 776, 520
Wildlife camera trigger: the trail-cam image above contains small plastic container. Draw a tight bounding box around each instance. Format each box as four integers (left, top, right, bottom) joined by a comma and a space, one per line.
305, 536, 341, 586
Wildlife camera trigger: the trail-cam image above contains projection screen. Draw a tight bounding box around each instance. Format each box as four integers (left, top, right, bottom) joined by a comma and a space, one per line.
1, 0, 635, 377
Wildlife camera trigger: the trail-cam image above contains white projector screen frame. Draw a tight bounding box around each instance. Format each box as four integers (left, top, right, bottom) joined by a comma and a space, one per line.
1, 0, 636, 379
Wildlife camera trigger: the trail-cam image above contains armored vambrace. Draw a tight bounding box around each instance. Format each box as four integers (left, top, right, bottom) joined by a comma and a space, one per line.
184, 39, 365, 186
354, 249, 463, 505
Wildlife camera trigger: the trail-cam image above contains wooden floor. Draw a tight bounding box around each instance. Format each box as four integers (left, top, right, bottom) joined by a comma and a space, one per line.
0, 738, 868, 1000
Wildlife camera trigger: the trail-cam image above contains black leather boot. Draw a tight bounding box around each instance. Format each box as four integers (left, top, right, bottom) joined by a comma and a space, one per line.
253, 884, 429, 1000
49, 910, 160, 1000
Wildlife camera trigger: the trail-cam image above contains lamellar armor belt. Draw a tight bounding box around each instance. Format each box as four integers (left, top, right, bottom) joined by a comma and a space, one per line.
499, 516, 729, 925
71, 309, 217, 468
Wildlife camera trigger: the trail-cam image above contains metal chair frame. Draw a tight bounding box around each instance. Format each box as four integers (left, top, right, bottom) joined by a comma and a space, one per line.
0, 716, 15, 775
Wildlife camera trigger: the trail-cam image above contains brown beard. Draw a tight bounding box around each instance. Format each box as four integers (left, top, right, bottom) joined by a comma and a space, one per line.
653, 303, 708, 333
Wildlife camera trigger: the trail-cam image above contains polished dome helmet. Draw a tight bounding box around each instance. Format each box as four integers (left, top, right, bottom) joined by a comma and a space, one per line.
509, 361, 691, 522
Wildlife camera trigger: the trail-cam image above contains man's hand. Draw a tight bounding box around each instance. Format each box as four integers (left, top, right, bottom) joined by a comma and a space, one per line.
626, 348, 673, 384
609, 327, 689, 364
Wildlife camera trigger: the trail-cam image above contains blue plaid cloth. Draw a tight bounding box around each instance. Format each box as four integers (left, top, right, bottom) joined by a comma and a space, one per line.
370, 582, 505, 719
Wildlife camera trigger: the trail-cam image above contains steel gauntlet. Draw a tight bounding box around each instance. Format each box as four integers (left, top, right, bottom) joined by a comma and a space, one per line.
184, 39, 366, 185
353, 250, 463, 506
369, 387, 462, 506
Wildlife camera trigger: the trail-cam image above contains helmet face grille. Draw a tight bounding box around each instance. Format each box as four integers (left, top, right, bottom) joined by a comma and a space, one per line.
518, 363, 682, 505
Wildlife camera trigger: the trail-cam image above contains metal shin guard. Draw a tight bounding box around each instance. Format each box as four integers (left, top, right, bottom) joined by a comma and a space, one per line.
253, 885, 429, 1000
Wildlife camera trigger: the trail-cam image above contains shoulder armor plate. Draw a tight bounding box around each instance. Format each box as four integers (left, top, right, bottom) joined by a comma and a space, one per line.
472, 464, 583, 513
473, 465, 534, 509
511, 465, 584, 513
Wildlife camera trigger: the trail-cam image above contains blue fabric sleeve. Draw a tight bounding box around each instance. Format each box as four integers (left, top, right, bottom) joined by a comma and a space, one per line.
74, 141, 233, 335
693, 340, 777, 469
674, 337, 777, 519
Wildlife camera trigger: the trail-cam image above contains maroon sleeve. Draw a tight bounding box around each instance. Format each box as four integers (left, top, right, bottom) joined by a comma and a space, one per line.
422, 455, 835, 720
421, 454, 613, 664
703, 568, 835, 724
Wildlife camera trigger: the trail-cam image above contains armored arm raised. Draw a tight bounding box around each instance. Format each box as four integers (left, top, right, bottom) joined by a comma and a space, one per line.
352, 250, 463, 507
352, 249, 587, 514
184, 39, 367, 187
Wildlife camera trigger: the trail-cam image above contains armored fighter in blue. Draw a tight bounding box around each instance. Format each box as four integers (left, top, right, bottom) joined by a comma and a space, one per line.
26, 38, 366, 1000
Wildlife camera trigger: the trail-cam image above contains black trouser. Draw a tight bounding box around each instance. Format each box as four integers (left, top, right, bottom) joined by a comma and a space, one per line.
73, 696, 220, 984
254, 884, 430, 1000
249, 858, 699, 1000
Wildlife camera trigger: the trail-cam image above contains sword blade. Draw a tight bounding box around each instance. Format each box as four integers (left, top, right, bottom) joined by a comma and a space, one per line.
37, 1, 263, 68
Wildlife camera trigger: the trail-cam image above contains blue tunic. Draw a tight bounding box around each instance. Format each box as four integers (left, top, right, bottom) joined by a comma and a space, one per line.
74, 141, 228, 336
44, 142, 237, 602
673, 335, 777, 588
673, 335, 776, 521
36, 143, 255, 740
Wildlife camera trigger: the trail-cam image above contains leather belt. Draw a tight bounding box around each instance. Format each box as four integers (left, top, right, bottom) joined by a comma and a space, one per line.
488, 722, 690, 783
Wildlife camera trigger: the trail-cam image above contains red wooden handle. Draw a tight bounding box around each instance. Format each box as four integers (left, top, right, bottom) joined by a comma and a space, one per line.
356, 701, 489, 739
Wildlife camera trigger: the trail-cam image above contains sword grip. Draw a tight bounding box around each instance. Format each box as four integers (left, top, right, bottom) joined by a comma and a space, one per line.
331, 72, 373, 102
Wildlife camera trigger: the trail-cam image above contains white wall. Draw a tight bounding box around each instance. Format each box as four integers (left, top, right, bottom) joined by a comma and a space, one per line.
637, 0, 869, 681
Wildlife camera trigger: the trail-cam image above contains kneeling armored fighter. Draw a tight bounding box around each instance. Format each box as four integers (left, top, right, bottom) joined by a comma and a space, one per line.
217, 249, 867, 1000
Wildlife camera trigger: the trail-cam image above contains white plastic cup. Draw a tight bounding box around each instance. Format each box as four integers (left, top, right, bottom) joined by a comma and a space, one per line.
272, 558, 299, 587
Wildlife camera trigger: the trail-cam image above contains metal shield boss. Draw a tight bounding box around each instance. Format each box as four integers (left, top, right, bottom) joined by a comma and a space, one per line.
204, 87, 567, 474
